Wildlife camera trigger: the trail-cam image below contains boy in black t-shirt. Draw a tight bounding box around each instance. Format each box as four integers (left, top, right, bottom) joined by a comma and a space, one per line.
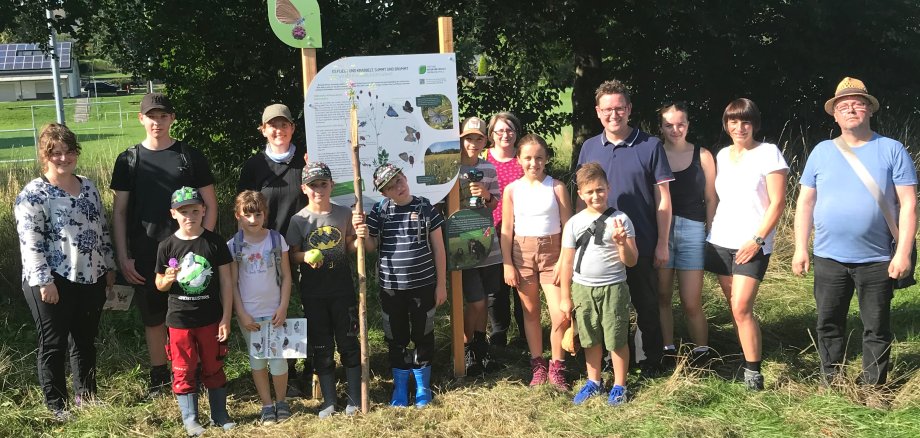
155, 187, 234, 436
110, 93, 218, 397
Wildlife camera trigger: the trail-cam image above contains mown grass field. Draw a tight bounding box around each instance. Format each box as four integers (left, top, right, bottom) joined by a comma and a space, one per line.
1, 95, 920, 437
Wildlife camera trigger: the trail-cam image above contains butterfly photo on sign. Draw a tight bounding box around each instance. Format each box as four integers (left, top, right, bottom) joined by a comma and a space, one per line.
419, 94, 454, 130
267, 0, 322, 48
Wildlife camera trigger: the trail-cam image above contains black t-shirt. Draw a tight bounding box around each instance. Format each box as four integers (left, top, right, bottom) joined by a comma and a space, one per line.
110, 141, 215, 242
155, 229, 232, 329
237, 144, 307, 236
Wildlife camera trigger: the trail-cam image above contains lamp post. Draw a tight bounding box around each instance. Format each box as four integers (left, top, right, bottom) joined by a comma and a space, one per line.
46, 8, 65, 124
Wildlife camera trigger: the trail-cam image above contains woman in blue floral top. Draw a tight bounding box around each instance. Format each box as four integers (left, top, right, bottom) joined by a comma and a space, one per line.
15, 123, 116, 421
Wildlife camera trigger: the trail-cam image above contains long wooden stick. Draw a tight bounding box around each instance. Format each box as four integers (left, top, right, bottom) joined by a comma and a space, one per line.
301, 46, 323, 400
349, 101, 370, 413
438, 16, 465, 378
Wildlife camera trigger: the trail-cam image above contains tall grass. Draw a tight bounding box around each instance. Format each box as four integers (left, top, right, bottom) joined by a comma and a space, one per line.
2, 123, 920, 437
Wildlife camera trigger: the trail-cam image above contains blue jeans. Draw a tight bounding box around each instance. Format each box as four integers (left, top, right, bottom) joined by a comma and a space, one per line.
813, 256, 893, 385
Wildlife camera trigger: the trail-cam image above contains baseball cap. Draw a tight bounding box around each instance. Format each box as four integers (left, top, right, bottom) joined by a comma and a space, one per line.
140, 93, 174, 114
302, 162, 333, 184
170, 186, 204, 209
459, 116, 487, 138
262, 103, 294, 124
373, 163, 403, 191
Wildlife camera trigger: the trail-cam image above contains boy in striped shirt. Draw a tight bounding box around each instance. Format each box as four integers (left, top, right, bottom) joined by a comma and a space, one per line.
353, 164, 447, 408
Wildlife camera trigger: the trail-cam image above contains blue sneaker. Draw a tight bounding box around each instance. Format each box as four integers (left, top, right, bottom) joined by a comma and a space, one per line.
607, 385, 628, 406
573, 380, 603, 405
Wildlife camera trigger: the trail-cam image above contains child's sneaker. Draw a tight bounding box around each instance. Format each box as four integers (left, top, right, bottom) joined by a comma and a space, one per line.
572, 380, 603, 405
275, 400, 291, 422
743, 369, 765, 391
607, 385, 628, 406
548, 360, 571, 391
260, 405, 277, 425
464, 344, 484, 376
529, 357, 548, 387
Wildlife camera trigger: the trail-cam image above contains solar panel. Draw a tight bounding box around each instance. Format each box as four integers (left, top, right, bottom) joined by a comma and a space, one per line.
0, 42, 72, 72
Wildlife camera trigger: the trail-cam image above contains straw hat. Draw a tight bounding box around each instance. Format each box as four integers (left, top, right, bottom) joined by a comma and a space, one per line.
824, 77, 880, 115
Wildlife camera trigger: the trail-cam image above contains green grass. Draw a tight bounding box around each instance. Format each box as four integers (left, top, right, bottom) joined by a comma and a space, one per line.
2, 103, 920, 437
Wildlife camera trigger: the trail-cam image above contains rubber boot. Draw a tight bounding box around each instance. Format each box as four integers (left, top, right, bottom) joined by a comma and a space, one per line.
317, 373, 337, 418
176, 393, 205, 437
390, 368, 411, 407
207, 387, 235, 430
412, 366, 433, 408
344, 366, 362, 416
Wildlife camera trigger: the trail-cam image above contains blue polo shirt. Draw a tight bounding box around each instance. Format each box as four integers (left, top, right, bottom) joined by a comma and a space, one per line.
577, 128, 674, 257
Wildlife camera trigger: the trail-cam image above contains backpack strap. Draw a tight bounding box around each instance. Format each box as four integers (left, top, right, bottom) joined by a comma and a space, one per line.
127, 144, 140, 189
269, 229, 282, 287
574, 207, 617, 274
232, 230, 245, 263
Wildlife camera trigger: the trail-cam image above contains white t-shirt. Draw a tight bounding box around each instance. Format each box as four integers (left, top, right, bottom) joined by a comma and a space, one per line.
511, 175, 561, 236
227, 231, 289, 318
707, 142, 788, 253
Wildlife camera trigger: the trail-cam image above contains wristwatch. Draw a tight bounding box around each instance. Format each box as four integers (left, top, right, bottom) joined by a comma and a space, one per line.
753, 235, 765, 246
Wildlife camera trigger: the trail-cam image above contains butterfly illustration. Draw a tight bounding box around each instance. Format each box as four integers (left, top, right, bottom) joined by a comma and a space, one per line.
358, 121, 367, 127
399, 152, 415, 167
386, 105, 399, 117
276, 0, 307, 40
252, 342, 262, 353
283, 337, 290, 349
404, 126, 420, 142
403, 100, 414, 113
427, 107, 447, 125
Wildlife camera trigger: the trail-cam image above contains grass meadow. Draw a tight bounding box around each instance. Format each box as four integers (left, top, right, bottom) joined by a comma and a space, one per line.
1, 95, 920, 437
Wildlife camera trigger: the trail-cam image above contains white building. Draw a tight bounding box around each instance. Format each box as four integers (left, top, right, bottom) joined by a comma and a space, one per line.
0, 42, 81, 102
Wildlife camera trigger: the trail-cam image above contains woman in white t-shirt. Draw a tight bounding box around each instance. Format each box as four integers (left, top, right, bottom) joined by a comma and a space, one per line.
704, 98, 788, 391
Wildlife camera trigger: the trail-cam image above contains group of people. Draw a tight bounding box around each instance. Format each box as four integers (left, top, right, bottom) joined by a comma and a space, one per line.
14, 75, 915, 431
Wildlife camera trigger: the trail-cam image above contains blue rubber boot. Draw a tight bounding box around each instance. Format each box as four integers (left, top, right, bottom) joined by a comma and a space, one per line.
412, 366, 433, 408
207, 387, 236, 430
390, 368, 411, 407
175, 393, 205, 437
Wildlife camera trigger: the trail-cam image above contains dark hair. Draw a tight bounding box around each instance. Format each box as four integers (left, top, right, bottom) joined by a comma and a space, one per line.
658, 101, 689, 118
722, 98, 761, 133
235, 190, 268, 216
487, 112, 522, 145
37, 123, 80, 169
595, 80, 631, 105
575, 162, 609, 189
516, 133, 550, 157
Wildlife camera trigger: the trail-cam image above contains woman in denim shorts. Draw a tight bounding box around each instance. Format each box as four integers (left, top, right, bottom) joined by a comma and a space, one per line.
656, 102, 717, 366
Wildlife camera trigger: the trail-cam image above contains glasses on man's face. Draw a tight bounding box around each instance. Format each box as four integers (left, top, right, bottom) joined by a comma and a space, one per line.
835, 102, 868, 114
598, 107, 628, 116
493, 129, 515, 137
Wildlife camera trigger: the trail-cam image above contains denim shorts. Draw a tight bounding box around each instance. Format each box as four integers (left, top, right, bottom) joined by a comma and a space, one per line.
664, 216, 706, 270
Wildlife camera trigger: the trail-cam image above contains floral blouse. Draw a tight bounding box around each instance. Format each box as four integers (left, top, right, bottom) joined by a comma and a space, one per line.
15, 176, 116, 287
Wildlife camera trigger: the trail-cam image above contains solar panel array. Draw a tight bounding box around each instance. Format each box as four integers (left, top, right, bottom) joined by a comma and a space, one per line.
0, 42, 72, 72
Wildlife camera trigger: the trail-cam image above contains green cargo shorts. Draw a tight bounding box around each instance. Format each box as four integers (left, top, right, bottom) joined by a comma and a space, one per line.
571, 281, 630, 350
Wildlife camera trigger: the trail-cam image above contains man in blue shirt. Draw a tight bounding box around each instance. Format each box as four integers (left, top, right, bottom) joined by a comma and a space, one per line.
793, 77, 917, 388
577, 80, 674, 375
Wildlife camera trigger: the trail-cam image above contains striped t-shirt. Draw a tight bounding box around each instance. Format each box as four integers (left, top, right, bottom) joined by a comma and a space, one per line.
367, 196, 445, 290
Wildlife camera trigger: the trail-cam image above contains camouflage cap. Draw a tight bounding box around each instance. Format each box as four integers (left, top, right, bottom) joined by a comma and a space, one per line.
302, 161, 333, 184
170, 186, 203, 209
373, 163, 403, 191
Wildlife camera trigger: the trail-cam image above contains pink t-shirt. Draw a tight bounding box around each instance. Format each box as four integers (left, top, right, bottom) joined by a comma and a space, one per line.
486, 149, 524, 226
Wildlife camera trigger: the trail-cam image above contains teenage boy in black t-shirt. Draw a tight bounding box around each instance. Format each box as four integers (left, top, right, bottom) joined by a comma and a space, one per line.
110, 93, 217, 396
155, 186, 234, 435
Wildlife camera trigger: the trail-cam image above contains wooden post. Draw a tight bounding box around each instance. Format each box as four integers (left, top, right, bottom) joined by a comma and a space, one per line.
348, 99, 371, 414
438, 16, 465, 378
301, 47, 323, 400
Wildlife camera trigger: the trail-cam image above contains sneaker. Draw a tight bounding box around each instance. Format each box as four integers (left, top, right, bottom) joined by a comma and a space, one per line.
529, 357, 548, 387
464, 345, 484, 376
318, 404, 335, 418
743, 369, 765, 391
51, 409, 72, 423
260, 405, 277, 425
607, 385, 628, 406
573, 380, 603, 405
688, 348, 714, 368
482, 351, 503, 373
661, 348, 678, 371
548, 360, 571, 392
274, 400, 291, 422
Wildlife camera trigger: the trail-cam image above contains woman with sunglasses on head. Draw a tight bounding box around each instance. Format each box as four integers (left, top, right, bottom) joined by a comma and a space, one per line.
655, 102, 716, 368
16, 123, 116, 421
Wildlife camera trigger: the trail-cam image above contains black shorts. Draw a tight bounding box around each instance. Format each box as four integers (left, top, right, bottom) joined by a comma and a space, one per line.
704, 242, 771, 281
461, 263, 503, 303
132, 234, 168, 327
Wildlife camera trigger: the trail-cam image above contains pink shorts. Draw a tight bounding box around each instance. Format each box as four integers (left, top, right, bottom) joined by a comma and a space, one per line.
512, 234, 561, 286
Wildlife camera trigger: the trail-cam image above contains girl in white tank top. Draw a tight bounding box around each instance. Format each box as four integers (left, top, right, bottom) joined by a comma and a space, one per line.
499, 134, 573, 390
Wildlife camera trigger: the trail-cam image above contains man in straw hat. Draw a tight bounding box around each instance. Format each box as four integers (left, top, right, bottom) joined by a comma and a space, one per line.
792, 77, 917, 389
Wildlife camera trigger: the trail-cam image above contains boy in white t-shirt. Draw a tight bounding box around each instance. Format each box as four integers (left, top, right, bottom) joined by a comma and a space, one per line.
560, 163, 638, 406
228, 190, 293, 424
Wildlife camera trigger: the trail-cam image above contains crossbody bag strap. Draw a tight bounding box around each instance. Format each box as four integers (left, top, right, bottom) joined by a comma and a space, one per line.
832, 136, 899, 241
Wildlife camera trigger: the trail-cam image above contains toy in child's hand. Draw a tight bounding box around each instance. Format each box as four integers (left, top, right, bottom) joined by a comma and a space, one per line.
168, 258, 179, 269
164, 257, 180, 277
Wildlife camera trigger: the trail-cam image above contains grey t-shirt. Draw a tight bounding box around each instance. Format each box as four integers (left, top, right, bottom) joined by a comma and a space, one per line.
562, 209, 635, 286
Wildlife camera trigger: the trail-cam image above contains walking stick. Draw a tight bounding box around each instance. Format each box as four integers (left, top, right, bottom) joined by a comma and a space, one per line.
348, 99, 370, 413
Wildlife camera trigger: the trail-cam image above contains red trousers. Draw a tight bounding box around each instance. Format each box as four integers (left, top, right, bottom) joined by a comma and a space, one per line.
167, 323, 227, 394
